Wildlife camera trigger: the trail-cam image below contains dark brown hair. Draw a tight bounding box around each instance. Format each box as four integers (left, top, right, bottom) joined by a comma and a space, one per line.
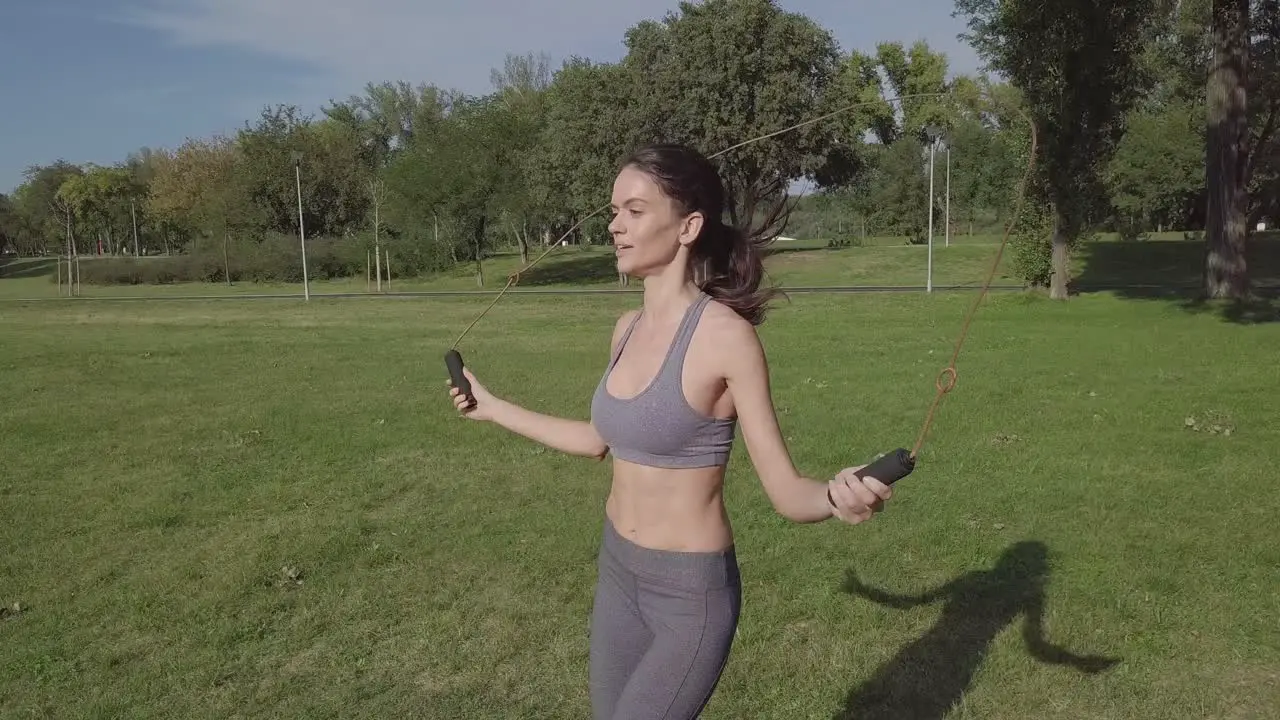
621, 143, 790, 326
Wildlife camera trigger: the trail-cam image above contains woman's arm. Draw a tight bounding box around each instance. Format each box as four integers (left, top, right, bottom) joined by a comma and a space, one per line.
445, 310, 640, 461
487, 393, 609, 459
719, 316, 891, 524
449, 367, 608, 459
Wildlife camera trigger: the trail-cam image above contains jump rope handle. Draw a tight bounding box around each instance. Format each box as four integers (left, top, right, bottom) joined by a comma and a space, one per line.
828, 448, 916, 509
445, 349, 475, 408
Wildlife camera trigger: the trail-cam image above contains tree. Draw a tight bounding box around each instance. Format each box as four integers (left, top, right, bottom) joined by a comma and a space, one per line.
0, 194, 15, 254
232, 104, 368, 239
7, 161, 84, 256
620, 0, 875, 233
875, 40, 954, 140
1205, 0, 1252, 299
1245, 0, 1280, 228
385, 94, 515, 284
147, 134, 255, 272
56, 164, 143, 255
526, 57, 638, 245
1107, 99, 1206, 235
489, 52, 553, 263
956, 0, 1159, 298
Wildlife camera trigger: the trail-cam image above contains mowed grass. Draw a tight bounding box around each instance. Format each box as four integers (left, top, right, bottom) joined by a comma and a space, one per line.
2, 290, 1279, 719
0, 238, 1015, 300
6, 232, 1280, 302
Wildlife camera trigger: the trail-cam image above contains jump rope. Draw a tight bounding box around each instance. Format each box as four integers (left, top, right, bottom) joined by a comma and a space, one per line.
444, 90, 1038, 494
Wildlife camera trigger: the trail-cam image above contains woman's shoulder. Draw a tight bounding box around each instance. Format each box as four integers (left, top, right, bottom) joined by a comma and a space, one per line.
612, 308, 641, 334
698, 296, 764, 355
609, 308, 642, 352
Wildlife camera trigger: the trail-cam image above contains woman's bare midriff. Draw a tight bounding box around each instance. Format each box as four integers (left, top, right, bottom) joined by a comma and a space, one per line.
604, 458, 734, 552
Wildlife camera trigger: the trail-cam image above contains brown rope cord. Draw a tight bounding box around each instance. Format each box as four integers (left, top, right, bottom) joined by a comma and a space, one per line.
448, 90, 1039, 465
910, 99, 1037, 459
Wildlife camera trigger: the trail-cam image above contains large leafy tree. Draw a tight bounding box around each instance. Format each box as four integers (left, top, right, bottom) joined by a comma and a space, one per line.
147, 135, 254, 245
620, 0, 877, 232
385, 94, 521, 283
955, 0, 1159, 298
232, 105, 368, 239
524, 57, 638, 246
6, 162, 83, 256
56, 164, 144, 255
1204, 0, 1252, 299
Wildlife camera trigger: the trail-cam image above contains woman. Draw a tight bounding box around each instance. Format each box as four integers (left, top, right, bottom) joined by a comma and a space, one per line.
447, 143, 893, 719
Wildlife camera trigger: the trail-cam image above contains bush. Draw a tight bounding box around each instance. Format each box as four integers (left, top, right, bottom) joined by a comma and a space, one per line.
1009, 198, 1055, 287
825, 234, 865, 249
67, 233, 379, 286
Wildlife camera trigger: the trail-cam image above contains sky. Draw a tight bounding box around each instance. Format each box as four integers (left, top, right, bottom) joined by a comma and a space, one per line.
0, 0, 985, 194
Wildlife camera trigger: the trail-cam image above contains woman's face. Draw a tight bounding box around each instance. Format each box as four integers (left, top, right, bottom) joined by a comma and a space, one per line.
608, 165, 703, 277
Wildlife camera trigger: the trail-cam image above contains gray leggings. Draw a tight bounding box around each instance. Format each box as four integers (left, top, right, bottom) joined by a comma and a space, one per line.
589, 517, 742, 720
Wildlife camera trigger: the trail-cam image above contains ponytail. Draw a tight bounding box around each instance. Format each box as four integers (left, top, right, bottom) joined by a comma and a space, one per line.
691, 202, 792, 326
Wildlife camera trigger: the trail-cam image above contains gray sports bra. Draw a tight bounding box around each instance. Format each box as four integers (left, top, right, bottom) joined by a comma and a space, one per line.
590, 292, 737, 469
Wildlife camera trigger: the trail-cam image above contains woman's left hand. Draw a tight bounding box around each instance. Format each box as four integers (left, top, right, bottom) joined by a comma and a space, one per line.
827, 465, 893, 524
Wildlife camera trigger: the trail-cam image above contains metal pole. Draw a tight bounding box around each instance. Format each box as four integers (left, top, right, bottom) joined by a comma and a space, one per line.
945, 145, 951, 247
927, 140, 935, 294
131, 200, 140, 256
294, 158, 310, 301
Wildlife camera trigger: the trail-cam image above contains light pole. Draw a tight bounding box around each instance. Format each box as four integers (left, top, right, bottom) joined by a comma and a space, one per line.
945, 137, 951, 247
924, 125, 945, 293
292, 151, 310, 301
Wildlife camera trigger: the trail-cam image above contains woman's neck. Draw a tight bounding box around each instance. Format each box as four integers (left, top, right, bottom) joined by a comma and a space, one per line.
641, 263, 701, 323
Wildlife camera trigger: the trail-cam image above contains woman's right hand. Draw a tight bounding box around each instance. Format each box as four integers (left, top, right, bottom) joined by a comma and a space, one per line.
447, 367, 498, 421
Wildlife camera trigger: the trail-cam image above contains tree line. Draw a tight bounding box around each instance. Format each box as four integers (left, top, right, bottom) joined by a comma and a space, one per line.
0, 0, 1273, 300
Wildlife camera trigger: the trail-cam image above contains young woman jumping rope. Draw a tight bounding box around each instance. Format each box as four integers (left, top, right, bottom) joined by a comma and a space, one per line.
447, 143, 893, 719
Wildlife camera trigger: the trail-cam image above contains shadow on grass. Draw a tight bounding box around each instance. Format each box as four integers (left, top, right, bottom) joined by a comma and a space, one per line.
1072, 236, 1280, 325
514, 249, 625, 287
0, 258, 56, 280
834, 541, 1120, 720
764, 244, 832, 258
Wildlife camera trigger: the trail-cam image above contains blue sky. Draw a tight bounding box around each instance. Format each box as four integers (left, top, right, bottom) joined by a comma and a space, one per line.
1, 0, 984, 194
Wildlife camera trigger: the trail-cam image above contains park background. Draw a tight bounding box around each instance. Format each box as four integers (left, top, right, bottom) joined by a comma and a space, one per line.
2, 1, 1278, 718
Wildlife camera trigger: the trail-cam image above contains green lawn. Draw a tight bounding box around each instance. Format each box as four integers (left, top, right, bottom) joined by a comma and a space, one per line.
1, 239, 1016, 300
5, 232, 1279, 302
2, 287, 1277, 718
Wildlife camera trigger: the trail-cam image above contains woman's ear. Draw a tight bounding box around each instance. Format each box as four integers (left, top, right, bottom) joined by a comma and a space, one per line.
677, 212, 705, 248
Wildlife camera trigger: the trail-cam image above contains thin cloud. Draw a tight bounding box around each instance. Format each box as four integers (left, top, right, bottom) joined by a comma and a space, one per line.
118, 0, 982, 102
120, 0, 661, 94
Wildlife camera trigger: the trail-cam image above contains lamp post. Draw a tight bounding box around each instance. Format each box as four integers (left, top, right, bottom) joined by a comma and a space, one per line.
292, 151, 310, 301
924, 125, 946, 293
944, 135, 951, 247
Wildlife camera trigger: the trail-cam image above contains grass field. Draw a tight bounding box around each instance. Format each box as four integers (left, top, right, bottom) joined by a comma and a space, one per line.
2, 236, 1279, 718
7, 231, 1280, 301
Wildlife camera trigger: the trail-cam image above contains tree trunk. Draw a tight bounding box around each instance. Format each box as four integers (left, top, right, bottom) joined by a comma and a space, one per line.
509, 219, 528, 264
132, 201, 140, 256
474, 217, 485, 288
1049, 209, 1071, 300
1205, 0, 1251, 299
222, 229, 231, 286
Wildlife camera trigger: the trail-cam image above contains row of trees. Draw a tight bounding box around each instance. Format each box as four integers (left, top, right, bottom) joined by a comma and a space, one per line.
0, 0, 1274, 300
